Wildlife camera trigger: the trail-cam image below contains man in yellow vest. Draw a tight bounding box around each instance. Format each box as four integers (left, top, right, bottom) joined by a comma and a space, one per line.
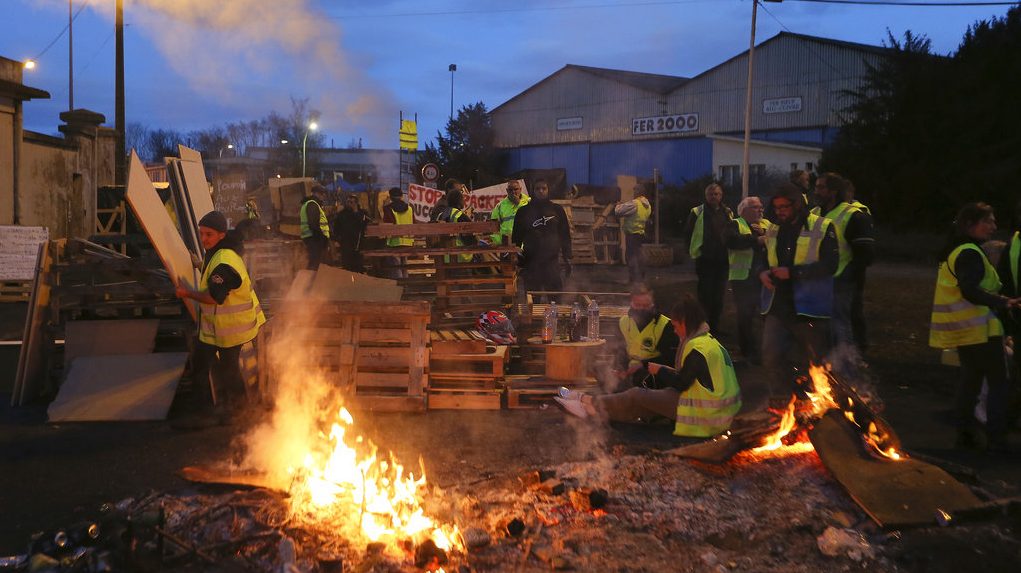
685, 182, 733, 333
725, 195, 770, 364
175, 211, 266, 427
382, 187, 414, 278
759, 183, 838, 400
614, 283, 679, 388
489, 180, 530, 245
555, 295, 741, 438
812, 173, 874, 368
300, 185, 331, 270
615, 185, 653, 283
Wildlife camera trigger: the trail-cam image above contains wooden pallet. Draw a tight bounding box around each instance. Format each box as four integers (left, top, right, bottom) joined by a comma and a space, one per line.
430, 345, 508, 389
0, 280, 32, 303
267, 300, 430, 412
504, 375, 599, 409
427, 387, 503, 410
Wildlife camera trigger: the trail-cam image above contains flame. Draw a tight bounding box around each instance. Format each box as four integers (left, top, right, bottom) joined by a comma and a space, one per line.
752, 395, 798, 452
807, 363, 839, 415
285, 405, 462, 555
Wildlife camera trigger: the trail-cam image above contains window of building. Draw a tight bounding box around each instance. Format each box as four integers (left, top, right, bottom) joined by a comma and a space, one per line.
719, 165, 740, 192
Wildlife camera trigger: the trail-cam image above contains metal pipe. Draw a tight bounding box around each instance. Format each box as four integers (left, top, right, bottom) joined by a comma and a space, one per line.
741, 0, 758, 200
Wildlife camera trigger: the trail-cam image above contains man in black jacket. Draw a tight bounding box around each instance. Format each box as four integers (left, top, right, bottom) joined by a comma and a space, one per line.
511, 179, 572, 295
331, 194, 371, 272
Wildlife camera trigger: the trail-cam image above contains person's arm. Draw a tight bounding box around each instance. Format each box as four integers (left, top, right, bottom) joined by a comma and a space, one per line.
725, 219, 758, 249
955, 249, 1011, 311
844, 211, 876, 269
998, 240, 1016, 298
656, 321, 680, 363
791, 221, 839, 280
308, 202, 325, 238
647, 349, 711, 393
614, 200, 637, 218
558, 206, 572, 260
175, 263, 241, 305
511, 205, 527, 247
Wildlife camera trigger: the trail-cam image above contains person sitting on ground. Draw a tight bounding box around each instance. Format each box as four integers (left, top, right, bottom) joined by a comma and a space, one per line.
613, 283, 679, 389
555, 294, 742, 438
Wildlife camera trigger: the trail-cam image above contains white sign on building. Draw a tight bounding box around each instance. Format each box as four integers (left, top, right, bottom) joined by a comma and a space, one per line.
556, 117, 583, 131
632, 113, 699, 136
763, 97, 803, 114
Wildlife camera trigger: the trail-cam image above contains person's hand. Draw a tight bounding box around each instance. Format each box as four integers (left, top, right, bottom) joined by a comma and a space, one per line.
190, 253, 203, 269
756, 235, 767, 246
647, 362, 662, 375
771, 266, 791, 280
1008, 297, 1021, 310
175, 285, 189, 300
759, 270, 775, 290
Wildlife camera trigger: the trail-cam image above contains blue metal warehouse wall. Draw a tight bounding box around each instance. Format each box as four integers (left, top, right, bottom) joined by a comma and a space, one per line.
751, 127, 838, 147
504, 137, 713, 188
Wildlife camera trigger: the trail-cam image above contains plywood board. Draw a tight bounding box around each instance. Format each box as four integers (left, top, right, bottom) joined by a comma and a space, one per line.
47, 353, 187, 421
810, 411, 983, 528
126, 152, 198, 320
166, 160, 201, 256
12, 242, 52, 406
63, 320, 159, 371
309, 265, 403, 302
178, 150, 216, 225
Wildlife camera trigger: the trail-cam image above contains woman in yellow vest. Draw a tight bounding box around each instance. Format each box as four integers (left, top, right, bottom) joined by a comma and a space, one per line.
175, 211, 266, 427
555, 295, 742, 438
930, 202, 1019, 451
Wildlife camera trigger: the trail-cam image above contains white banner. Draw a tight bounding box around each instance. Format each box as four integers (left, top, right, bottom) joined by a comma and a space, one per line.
407, 180, 527, 223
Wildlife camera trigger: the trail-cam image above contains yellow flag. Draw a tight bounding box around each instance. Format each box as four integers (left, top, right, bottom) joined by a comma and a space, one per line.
399, 119, 418, 150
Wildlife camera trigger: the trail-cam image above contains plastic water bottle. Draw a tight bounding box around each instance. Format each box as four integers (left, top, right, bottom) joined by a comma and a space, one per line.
543, 301, 558, 344
570, 302, 583, 341
587, 298, 600, 340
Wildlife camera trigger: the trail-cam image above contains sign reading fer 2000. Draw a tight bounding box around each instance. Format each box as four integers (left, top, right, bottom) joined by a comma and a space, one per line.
632, 113, 698, 136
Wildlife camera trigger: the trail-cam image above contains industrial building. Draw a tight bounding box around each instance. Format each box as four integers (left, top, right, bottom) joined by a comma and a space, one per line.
492, 32, 887, 193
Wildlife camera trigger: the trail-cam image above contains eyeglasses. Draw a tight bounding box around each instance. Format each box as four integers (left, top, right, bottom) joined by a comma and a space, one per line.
773, 201, 794, 211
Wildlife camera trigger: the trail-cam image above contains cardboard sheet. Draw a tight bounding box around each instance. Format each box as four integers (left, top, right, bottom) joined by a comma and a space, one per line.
178, 146, 216, 224
126, 152, 198, 320
47, 353, 188, 421
309, 265, 403, 302
63, 320, 159, 371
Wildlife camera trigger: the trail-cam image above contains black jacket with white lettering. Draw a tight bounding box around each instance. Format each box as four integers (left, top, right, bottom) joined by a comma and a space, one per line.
511, 199, 572, 265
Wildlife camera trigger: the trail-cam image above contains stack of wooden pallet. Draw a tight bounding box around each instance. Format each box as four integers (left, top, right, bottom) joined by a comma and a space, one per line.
242, 239, 304, 304
0, 281, 32, 303
427, 329, 508, 410
264, 300, 430, 412
362, 221, 519, 329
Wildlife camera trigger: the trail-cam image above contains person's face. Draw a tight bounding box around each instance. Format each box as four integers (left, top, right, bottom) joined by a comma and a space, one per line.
630, 293, 654, 313
346, 197, 359, 210
814, 177, 835, 205
797, 172, 810, 189
199, 226, 226, 250
534, 183, 549, 200
772, 198, 797, 224
968, 214, 997, 241
741, 198, 764, 223
670, 318, 686, 337
705, 186, 723, 206
506, 182, 522, 203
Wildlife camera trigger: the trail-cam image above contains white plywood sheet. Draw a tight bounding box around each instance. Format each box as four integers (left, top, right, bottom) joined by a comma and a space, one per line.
63, 320, 159, 371
309, 265, 403, 302
126, 152, 198, 320
178, 146, 216, 225
47, 353, 187, 421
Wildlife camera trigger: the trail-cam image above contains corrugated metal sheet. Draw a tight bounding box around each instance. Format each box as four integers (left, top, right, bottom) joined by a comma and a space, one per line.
751, 127, 834, 147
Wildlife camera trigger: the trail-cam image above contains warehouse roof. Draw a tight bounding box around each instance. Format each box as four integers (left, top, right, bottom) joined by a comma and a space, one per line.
492, 64, 688, 113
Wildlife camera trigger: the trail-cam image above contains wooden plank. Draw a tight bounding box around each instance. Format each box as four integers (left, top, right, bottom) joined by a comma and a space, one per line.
408, 318, 427, 396
125, 152, 198, 320
179, 465, 281, 491
809, 411, 983, 528
13, 243, 52, 406
427, 388, 502, 410
364, 221, 498, 238
432, 339, 487, 355
63, 319, 159, 371
348, 394, 426, 412
362, 245, 519, 257
357, 346, 411, 369
47, 353, 187, 421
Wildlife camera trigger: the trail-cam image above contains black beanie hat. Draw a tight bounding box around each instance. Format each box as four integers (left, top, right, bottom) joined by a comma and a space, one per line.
198, 211, 228, 233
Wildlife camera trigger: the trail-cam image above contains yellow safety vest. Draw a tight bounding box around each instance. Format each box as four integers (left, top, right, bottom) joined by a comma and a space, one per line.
929, 243, 1003, 349
850, 200, 871, 217
673, 333, 742, 438
688, 205, 705, 258
622, 197, 652, 235
300, 199, 330, 239
490, 194, 530, 244
387, 207, 414, 247
619, 314, 671, 369
1009, 232, 1020, 293
817, 202, 860, 277
439, 207, 472, 263
728, 217, 771, 281
762, 213, 834, 318
198, 248, 266, 348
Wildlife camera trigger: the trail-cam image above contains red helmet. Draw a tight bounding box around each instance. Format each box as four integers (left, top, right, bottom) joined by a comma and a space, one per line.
476, 311, 516, 345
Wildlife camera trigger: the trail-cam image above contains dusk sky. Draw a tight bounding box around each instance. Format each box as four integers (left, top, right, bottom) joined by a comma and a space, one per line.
1, 0, 1013, 150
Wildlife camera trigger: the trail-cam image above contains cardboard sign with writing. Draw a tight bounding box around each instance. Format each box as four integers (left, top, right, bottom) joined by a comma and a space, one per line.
0, 226, 49, 280
406, 180, 527, 223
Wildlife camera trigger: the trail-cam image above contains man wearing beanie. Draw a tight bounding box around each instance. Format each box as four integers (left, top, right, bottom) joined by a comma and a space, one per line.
175, 210, 266, 428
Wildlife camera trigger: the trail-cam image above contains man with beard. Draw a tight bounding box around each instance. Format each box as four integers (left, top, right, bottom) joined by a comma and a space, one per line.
613, 283, 680, 389
490, 179, 530, 245
511, 179, 572, 296
758, 183, 839, 400
685, 182, 733, 333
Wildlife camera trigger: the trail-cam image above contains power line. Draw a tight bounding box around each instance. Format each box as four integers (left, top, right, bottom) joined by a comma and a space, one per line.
784, 0, 1017, 6
33, 0, 91, 61
326, 0, 712, 19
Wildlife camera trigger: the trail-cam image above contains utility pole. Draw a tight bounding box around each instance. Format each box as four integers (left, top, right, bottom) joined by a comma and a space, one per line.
115, 0, 126, 185
741, 0, 758, 200
448, 64, 457, 121
68, 0, 73, 111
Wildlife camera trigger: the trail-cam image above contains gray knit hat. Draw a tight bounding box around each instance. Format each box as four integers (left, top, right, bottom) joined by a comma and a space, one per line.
198, 211, 228, 233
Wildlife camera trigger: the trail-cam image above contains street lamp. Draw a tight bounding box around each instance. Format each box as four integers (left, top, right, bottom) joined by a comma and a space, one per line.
23, 60, 36, 70
218, 143, 234, 158
449, 64, 457, 120
302, 121, 318, 178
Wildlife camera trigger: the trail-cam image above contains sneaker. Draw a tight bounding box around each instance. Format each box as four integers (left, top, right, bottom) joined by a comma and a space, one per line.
558, 387, 582, 400
554, 396, 593, 419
